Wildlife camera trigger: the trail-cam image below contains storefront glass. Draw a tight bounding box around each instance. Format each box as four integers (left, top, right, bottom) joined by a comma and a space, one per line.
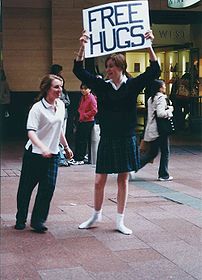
125, 48, 198, 99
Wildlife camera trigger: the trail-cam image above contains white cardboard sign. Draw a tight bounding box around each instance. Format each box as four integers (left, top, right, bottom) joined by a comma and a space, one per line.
83, 1, 151, 58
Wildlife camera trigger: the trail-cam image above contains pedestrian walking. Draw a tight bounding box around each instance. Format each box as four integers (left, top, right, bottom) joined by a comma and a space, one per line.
140, 79, 174, 181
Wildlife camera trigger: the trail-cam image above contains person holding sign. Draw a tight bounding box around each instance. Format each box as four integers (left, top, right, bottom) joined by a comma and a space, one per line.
73, 30, 160, 235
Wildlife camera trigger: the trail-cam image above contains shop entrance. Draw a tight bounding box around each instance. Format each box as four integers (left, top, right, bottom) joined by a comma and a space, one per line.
125, 47, 199, 97
125, 47, 200, 131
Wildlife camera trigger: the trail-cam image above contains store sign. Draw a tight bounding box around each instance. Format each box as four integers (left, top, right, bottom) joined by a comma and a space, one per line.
168, 0, 200, 8
152, 24, 190, 45
83, 1, 151, 58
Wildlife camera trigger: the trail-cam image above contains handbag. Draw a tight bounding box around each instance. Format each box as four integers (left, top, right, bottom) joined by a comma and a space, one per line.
155, 112, 175, 136
155, 97, 175, 136
140, 139, 150, 154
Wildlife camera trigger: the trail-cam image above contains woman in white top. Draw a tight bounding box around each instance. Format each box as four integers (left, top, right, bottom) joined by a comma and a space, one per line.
141, 79, 174, 181
15, 74, 73, 232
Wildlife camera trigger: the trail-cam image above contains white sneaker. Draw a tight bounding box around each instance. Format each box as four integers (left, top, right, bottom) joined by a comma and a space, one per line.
68, 159, 84, 165
158, 176, 173, 181
68, 159, 78, 165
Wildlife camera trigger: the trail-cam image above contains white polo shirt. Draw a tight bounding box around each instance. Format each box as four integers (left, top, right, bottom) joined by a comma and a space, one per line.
25, 98, 65, 155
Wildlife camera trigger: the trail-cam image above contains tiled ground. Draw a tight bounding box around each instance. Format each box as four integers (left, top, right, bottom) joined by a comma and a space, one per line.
1, 132, 202, 280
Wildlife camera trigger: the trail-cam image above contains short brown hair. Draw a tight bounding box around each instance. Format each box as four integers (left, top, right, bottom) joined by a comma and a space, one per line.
105, 53, 127, 74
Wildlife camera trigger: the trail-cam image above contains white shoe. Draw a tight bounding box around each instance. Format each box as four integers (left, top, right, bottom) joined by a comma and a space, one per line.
68, 159, 84, 165
158, 176, 173, 181
68, 159, 77, 165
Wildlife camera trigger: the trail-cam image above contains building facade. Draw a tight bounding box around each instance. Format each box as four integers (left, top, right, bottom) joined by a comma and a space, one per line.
1, 0, 202, 136
1, 0, 202, 92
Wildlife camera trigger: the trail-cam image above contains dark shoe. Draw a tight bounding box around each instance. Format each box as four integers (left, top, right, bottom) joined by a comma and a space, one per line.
15, 223, 26, 230
31, 223, 48, 233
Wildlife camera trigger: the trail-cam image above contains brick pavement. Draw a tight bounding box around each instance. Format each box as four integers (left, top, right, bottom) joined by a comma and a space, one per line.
1, 132, 202, 280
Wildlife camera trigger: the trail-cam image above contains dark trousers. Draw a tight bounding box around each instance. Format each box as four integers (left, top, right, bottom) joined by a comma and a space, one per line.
74, 121, 94, 161
140, 135, 170, 178
16, 149, 59, 225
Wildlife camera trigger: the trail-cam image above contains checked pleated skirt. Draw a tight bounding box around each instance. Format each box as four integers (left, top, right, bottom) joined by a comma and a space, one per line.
95, 135, 140, 174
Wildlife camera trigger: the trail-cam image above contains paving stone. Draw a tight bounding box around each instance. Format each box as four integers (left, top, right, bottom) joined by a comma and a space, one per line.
149, 217, 199, 233
1, 137, 201, 280
133, 207, 178, 219
149, 240, 201, 279
102, 235, 149, 251
128, 259, 197, 280
49, 222, 93, 239
60, 236, 130, 273
91, 227, 135, 242
0, 252, 25, 266
1, 263, 41, 280
113, 248, 163, 262
39, 267, 94, 280
134, 229, 181, 244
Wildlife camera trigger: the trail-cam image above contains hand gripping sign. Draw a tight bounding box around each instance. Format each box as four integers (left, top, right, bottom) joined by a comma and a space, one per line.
83, 0, 152, 58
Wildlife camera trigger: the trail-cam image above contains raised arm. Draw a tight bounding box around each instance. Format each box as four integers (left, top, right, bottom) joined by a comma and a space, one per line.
75, 30, 88, 62
73, 31, 105, 91
144, 30, 157, 62
128, 30, 160, 93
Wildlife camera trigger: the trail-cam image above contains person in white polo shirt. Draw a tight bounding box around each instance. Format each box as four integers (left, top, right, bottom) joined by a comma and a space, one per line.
15, 74, 73, 233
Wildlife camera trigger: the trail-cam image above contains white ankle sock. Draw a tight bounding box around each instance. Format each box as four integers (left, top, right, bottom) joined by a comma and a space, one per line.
116, 213, 132, 235
78, 209, 102, 229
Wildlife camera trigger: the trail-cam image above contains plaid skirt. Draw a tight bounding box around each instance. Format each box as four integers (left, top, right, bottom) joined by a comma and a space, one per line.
96, 136, 140, 174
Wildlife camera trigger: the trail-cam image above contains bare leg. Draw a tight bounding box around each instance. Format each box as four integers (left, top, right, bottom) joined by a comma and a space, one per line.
116, 172, 132, 235
78, 173, 107, 229
117, 172, 128, 213
94, 173, 107, 210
